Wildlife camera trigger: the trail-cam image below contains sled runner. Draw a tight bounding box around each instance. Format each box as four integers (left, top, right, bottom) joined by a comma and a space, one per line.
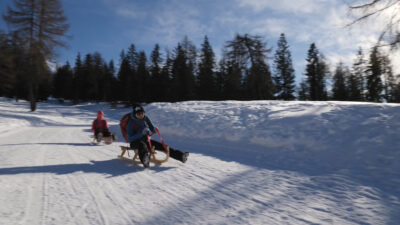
118, 144, 170, 164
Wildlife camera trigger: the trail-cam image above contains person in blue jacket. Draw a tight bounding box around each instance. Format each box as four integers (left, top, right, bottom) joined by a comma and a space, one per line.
127, 105, 189, 168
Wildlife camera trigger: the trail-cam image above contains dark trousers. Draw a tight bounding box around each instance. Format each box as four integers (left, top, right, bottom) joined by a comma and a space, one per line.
130, 137, 185, 162
95, 130, 111, 138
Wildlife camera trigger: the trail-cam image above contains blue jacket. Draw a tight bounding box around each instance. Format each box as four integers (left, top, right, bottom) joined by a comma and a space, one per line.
126, 112, 155, 143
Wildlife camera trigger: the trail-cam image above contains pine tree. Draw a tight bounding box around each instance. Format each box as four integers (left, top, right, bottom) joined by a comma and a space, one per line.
72, 53, 83, 104
149, 44, 162, 102
53, 62, 73, 99
304, 43, 328, 100
136, 51, 149, 102
82, 53, 95, 101
9, 33, 29, 100
273, 33, 296, 100
0, 32, 16, 97
244, 39, 274, 100
392, 81, 400, 103
215, 59, 226, 100
103, 60, 116, 102
332, 62, 348, 101
171, 42, 196, 101
117, 51, 132, 103
171, 44, 187, 101
181, 37, 197, 100
127, 44, 139, 71
224, 34, 274, 100
348, 48, 365, 101
298, 80, 308, 100
160, 49, 172, 101
92, 52, 104, 101
223, 60, 242, 99
381, 54, 396, 102
4, 0, 69, 111
197, 36, 216, 100
366, 46, 383, 102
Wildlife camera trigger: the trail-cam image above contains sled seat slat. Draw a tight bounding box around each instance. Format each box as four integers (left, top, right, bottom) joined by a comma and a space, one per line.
119, 146, 139, 161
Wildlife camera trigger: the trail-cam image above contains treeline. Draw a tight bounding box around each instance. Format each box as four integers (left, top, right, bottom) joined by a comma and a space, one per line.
52, 34, 278, 104
2, 31, 400, 104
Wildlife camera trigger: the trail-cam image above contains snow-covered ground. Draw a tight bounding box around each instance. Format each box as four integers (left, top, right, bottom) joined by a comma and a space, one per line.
0, 98, 399, 225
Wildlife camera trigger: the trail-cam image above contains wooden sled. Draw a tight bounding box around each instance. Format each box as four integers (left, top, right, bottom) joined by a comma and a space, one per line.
92, 133, 116, 145
118, 145, 170, 164
92, 136, 113, 145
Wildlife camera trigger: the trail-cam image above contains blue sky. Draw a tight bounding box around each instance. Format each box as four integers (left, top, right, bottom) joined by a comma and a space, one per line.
1, 0, 397, 83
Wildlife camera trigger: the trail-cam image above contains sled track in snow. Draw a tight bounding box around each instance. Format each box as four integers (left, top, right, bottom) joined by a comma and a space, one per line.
64, 146, 109, 225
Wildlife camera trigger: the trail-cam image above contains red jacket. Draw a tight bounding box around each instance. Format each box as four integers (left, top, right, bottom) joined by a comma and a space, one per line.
92, 117, 109, 133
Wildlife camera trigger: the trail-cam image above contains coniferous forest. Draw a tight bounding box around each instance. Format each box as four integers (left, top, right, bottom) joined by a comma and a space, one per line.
2, 1, 400, 111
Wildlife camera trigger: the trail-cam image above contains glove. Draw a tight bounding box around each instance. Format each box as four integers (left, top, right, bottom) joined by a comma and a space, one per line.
142, 128, 151, 136
152, 127, 158, 135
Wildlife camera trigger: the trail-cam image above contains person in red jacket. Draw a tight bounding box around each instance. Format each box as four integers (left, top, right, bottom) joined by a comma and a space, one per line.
92, 110, 115, 142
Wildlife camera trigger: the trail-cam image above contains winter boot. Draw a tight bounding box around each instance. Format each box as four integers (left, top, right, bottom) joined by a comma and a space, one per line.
142, 152, 150, 168
139, 148, 150, 168
96, 132, 103, 143
181, 152, 189, 163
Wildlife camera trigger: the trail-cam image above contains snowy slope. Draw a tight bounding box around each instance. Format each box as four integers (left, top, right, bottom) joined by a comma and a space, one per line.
0, 98, 399, 225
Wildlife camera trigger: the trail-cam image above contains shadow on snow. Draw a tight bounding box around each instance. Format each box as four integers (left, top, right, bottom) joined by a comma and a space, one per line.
0, 159, 174, 177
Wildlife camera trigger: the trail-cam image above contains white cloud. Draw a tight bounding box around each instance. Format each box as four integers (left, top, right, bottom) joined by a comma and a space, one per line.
237, 0, 327, 14
104, 0, 400, 76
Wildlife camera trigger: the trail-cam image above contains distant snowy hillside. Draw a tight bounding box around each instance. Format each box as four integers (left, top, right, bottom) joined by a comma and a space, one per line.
0, 98, 399, 225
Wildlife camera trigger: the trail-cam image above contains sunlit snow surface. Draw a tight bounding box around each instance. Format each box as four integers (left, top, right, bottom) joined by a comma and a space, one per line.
0, 98, 399, 225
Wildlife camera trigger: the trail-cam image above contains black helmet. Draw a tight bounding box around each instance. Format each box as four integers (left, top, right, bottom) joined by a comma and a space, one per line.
133, 105, 144, 114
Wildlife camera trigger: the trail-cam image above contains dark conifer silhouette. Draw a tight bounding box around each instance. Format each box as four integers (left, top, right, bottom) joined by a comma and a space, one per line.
3, 0, 69, 111
304, 43, 328, 100
273, 33, 296, 100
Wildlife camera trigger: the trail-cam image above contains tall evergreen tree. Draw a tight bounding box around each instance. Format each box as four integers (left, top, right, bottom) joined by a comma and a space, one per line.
92, 52, 105, 101
103, 60, 116, 102
181, 36, 197, 85
197, 36, 216, 100
215, 59, 226, 100
72, 52, 83, 103
159, 49, 172, 101
244, 39, 274, 100
171, 43, 196, 101
224, 34, 274, 100
348, 47, 365, 101
304, 43, 328, 100
0, 32, 16, 97
381, 54, 396, 102
136, 51, 149, 102
366, 46, 383, 102
149, 44, 163, 102
117, 51, 132, 103
273, 33, 296, 100
223, 59, 243, 99
82, 53, 95, 100
392, 81, 400, 103
9, 33, 28, 100
127, 44, 139, 71
298, 80, 308, 100
3, 0, 69, 111
53, 62, 73, 99
332, 62, 348, 101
